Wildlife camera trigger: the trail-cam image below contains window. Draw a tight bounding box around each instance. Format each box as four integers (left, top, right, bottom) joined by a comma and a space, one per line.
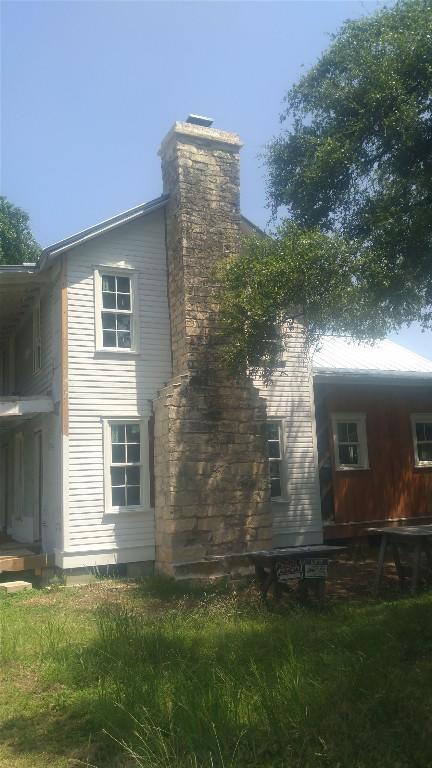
411, 414, 432, 467
103, 420, 150, 512
94, 269, 139, 352
266, 421, 282, 498
33, 302, 42, 372
331, 413, 369, 470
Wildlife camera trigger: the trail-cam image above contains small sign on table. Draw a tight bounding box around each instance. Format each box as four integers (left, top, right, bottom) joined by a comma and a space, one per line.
304, 558, 328, 579
276, 559, 302, 582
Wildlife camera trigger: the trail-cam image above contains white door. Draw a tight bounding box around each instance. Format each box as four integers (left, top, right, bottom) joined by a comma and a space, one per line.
33, 431, 43, 543
13, 433, 24, 525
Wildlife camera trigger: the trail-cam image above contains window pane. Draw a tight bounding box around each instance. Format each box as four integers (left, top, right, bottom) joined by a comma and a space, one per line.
417, 422, 432, 442
116, 276, 130, 294
112, 486, 126, 507
111, 467, 125, 486
266, 423, 279, 441
346, 423, 358, 442
339, 444, 359, 465
268, 441, 281, 459
103, 331, 116, 348
112, 444, 126, 463
127, 485, 140, 506
117, 314, 131, 331
126, 466, 140, 485
126, 424, 140, 443
117, 331, 131, 348
117, 293, 131, 310
269, 461, 280, 480
271, 478, 282, 498
102, 275, 115, 292
127, 443, 140, 463
102, 312, 116, 330
102, 292, 116, 309
111, 424, 125, 443
418, 444, 432, 462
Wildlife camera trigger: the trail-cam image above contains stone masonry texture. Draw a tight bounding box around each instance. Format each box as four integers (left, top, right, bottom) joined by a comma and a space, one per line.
154, 121, 272, 574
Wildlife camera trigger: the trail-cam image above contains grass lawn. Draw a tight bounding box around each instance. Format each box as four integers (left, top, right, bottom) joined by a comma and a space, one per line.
1, 574, 432, 768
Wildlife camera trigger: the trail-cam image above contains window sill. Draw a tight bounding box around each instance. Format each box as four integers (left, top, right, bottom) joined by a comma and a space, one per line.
94, 349, 140, 359
271, 497, 288, 503
414, 463, 432, 470
335, 466, 370, 472
105, 506, 154, 515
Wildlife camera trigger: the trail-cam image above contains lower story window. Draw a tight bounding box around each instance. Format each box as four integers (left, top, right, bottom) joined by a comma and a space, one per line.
411, 414, 432, 467
331, 413, 369, 471
266, 421, 282, 498
105, 421, 142, 510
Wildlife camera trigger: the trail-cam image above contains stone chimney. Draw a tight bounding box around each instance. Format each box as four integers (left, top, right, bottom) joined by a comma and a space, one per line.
153, 116, 272, 574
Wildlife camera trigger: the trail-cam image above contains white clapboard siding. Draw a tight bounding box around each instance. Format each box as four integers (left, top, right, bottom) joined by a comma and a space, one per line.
65, 209, 171, 563
6, 268, 63, 552
255, 322, 323, 547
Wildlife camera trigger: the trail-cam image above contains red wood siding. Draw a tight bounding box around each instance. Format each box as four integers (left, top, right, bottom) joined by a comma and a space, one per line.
315, 383, 432, 538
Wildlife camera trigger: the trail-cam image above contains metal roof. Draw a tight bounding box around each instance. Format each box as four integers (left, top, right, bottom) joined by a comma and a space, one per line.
39, 195, 169, 266
313, 336, 432, 379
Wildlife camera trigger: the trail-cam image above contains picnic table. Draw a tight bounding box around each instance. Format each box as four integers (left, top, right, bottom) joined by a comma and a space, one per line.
174, 544, 346, 602
368, 525, 432, 595
249, 545, 346, 601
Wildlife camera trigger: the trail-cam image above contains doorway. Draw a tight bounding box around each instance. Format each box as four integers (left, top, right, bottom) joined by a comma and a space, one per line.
33, 431, 43, 544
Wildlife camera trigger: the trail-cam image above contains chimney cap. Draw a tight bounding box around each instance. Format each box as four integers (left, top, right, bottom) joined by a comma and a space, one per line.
186, 114, 214, 127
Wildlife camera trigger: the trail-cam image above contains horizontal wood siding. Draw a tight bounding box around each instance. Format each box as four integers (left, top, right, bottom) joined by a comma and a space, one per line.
318, 382, 432, 536
256, 324, 323, 546
66, 210, 171, 560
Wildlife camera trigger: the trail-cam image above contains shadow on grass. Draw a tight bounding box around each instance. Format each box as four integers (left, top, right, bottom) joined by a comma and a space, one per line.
2, 592, 432, 767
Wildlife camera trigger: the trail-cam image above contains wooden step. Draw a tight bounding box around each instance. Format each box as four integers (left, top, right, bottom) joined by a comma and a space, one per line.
0, 551, 51, 572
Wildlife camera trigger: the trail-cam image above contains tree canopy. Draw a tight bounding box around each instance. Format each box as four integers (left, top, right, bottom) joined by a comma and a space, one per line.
219, 0, 432, 379
0, 197, 41, 266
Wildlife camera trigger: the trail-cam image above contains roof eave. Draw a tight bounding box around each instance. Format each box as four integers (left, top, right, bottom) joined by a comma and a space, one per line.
313, 370, 432, 384
39, 194, 169, 269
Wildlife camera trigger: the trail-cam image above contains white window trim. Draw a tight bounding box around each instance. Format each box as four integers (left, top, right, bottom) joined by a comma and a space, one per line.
331, 412, 369, 471
94, 266, 140, 354
32, 301, 42, 373
267, 419, 284, 499
102, 418, 150, 514
411, 413, 432, 468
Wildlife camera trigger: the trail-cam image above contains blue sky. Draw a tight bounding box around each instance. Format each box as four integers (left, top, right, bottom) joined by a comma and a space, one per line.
2, 0, 431, 359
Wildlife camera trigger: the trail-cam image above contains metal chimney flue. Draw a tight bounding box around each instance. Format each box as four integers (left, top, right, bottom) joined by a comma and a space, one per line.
186, 114, 214, 127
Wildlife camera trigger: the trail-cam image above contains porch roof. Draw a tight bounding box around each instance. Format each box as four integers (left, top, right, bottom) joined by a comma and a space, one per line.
0, 396, 54, 417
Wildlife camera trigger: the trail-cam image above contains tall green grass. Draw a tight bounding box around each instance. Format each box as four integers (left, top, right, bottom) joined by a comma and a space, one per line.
2, 582, 432, 768
44, 585, 432, 768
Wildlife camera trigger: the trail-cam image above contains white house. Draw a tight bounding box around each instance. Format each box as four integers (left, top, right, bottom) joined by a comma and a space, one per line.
1, 115, 431, 580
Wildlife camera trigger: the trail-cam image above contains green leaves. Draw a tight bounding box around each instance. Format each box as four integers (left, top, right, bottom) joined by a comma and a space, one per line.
0, 197, 41, 265
219, 0, 432, 377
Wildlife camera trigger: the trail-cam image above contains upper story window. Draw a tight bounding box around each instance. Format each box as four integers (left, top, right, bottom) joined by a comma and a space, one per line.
94, 268, 139, 353
266, 421, 283, 498
331, 413, 369, 471
411, 414, 432, 467
32, 301, 42, 373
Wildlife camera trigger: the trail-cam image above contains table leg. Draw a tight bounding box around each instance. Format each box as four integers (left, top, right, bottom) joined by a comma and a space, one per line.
315, 578, 326, 604
374, 534, 387, 595
392, 543, 405, 589
254, 563, 274, 601
412, 541, 422, 595
422, 540, 432, 576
